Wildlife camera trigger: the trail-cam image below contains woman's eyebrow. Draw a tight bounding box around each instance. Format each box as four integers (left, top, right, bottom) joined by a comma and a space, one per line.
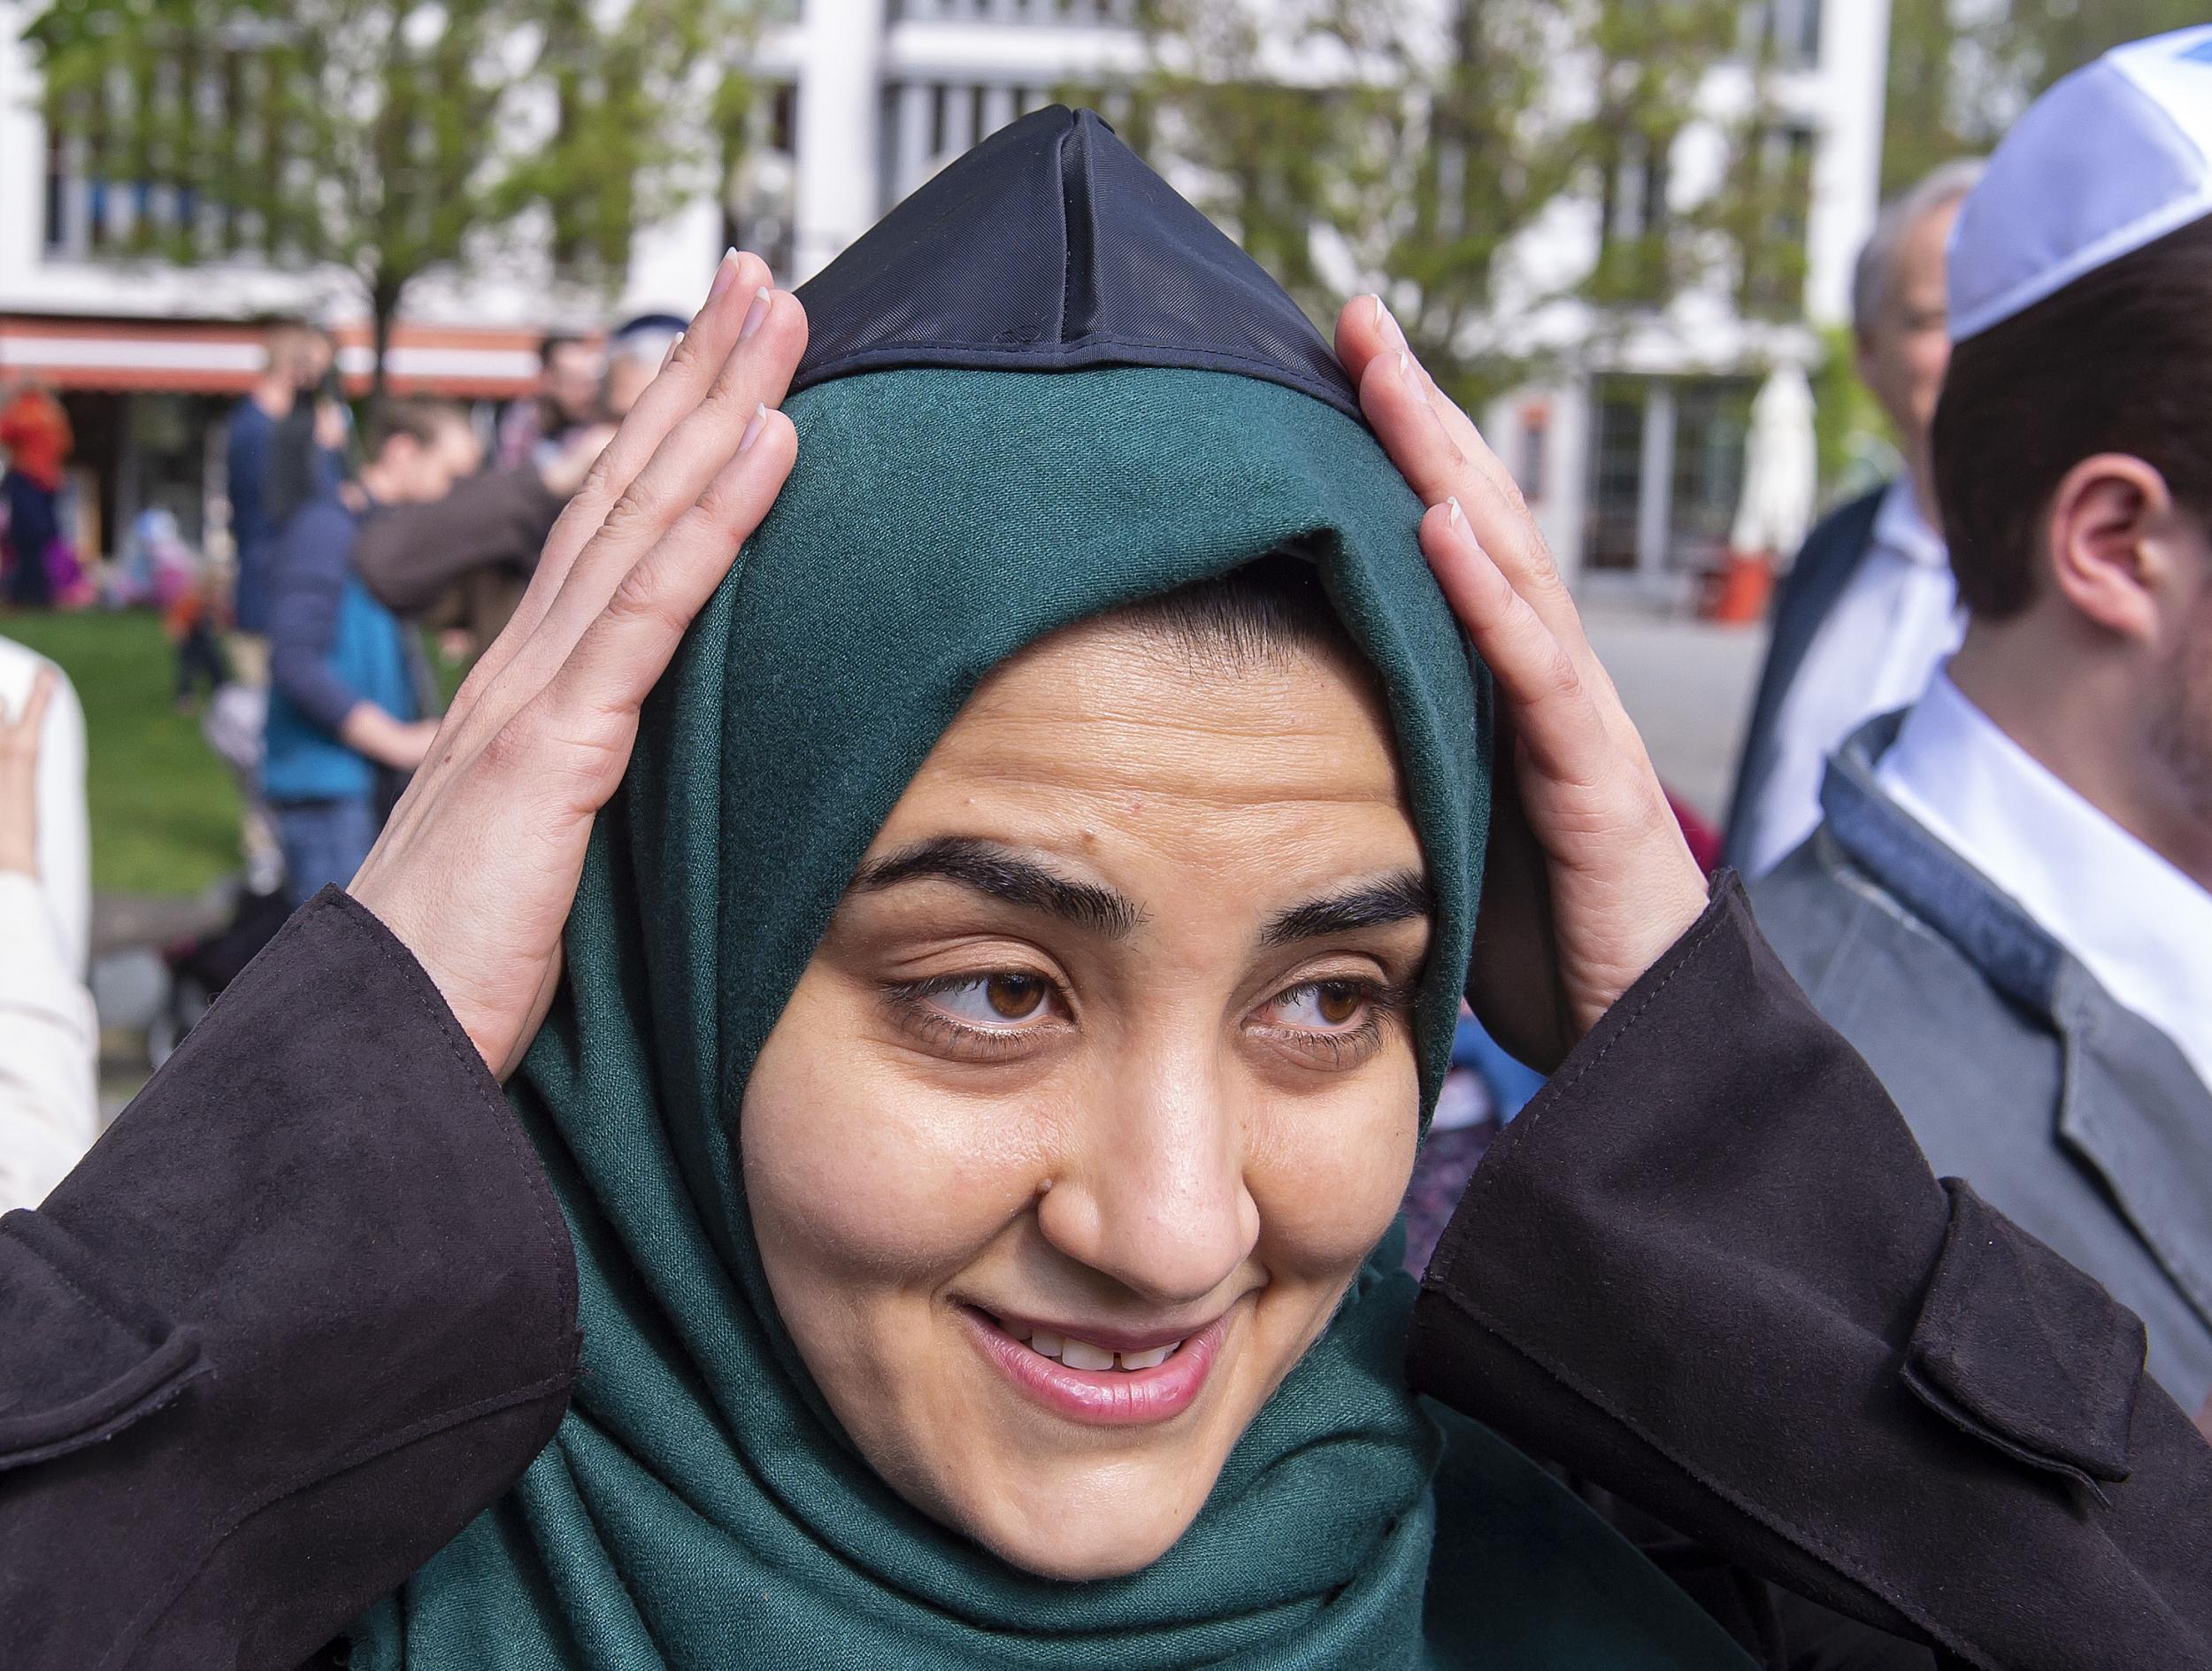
849, 836, 1142, 938
1258, 870, 1432, 947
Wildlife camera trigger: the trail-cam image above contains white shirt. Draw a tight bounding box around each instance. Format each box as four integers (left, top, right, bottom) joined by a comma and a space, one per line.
0, 637, 96, 1212
1878, 672, 2212, 1096
1742, 479, 1962, 880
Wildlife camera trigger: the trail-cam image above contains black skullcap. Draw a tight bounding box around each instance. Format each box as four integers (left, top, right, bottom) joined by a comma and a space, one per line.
791, 106, 1361, 421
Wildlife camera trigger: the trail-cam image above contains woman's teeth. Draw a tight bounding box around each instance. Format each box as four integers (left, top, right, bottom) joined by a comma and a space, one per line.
1016, 1327, 1182, 1373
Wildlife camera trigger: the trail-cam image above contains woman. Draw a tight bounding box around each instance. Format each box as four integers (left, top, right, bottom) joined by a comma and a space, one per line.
3, 112, 2207, 1671
0, 384, 72, 610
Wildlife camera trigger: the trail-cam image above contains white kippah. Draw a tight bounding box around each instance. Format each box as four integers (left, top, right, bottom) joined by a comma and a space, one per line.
1947, 25, 2212, 342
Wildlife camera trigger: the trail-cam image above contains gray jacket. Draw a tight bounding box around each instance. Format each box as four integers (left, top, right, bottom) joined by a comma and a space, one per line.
1753, 711, 2212, 1415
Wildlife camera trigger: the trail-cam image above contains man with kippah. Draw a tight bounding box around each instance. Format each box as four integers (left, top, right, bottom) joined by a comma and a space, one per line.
1755, 25, 2212, 1436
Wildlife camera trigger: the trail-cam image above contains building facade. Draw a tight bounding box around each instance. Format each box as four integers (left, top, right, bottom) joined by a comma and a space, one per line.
1, 0, 1887, 587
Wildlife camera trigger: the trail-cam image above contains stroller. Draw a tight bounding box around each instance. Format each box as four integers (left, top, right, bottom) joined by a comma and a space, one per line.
150, 884, 292, 1068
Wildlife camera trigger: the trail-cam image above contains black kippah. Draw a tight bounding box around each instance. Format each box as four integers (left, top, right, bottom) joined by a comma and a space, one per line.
791, 106, 1361, 422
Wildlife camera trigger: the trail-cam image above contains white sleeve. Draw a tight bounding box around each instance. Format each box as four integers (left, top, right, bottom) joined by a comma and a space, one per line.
0, 868, 99, 1213
36, 666, 92, 977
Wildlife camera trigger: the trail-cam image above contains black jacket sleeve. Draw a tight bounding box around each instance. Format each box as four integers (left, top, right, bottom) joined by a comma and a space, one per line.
353, 467, 565, 618
1409, 875, 2212, 1671
0, 890, 580, 1671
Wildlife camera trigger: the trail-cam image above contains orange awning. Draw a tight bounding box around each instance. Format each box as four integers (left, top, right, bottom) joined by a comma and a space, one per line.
0, 313, 549, 399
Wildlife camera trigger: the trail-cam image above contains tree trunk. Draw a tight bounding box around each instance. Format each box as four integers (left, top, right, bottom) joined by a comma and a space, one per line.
368, 272, 404, 427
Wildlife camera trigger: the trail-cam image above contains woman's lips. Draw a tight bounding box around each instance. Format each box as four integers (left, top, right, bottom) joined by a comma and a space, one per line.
963, 1305, 1226, 1426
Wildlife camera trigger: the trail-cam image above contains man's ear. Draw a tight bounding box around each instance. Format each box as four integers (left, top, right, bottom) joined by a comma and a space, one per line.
2042, 453, 2175, 643
1851, 328, 1880, 393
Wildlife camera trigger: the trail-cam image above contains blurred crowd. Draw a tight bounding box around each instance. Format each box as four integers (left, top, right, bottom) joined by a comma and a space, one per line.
3, 23, 2209, 1437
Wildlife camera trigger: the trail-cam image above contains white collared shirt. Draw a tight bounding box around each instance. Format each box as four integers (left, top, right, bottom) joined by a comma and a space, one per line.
1741, 479, 1963, 880
1877, 672, 2212, 1096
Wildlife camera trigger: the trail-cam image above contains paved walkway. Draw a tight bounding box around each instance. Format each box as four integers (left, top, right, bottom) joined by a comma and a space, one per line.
1581, 604, 1769, 823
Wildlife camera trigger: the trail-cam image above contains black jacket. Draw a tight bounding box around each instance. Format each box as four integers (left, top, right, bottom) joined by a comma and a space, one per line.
2, 882, 2207, 1669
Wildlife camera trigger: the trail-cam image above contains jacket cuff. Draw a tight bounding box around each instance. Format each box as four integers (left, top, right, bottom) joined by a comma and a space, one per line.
1408, 874, 2212, 1667
1, 887, 578, 1669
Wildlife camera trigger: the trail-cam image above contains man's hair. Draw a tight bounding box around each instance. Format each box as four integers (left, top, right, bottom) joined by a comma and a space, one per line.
539, 332, 587, 367
1850, 159, 1982, 340
369, 397, 472, 457
1932, 211, 2212, 621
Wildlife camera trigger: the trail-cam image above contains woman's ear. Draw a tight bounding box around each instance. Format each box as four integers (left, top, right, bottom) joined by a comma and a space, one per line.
2042, 453, 2177, 643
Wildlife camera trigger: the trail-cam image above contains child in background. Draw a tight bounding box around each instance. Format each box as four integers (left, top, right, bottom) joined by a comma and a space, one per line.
141, 509, 230, 712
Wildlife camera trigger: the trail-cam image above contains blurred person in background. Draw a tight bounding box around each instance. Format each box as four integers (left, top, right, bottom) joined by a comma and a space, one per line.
496, 332, 605, 470
224, 322, 344, 896
0, 383, 74, 612
265, 397, 480, 905
595, 311, 685, 418
263, 326, 350, 542
0, 648, 95, 1213
1755, 27, 2212, 1435
227, 322, 336, 669
349, 315, 676, 651
1724, 161, 1981, 879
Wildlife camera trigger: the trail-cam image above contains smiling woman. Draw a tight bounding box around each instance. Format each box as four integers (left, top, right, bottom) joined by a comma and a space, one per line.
748, 568, 1435, 1581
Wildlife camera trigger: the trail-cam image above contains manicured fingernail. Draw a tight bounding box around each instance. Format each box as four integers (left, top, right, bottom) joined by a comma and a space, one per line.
660, 330, 684, 371
1447, 495, 1466, 534
706, 249, 740, 305
1398, 349, 1431, 404
737, 402, 767, 453
1373, 294, 1404, 347
739, 286, 772, 342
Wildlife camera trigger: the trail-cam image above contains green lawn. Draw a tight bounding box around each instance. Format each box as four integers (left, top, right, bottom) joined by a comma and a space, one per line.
4, 610, 241, 897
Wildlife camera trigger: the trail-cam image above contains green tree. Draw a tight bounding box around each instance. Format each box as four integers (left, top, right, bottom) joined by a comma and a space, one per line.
1882, 0, 2204, 196
26, 0, 760, 404
1126, 0, 1795, 410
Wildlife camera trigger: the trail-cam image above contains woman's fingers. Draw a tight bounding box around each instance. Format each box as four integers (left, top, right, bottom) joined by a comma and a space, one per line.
532, 405, 798, 761
1421, 501, 1618, 791
1337, 297, 1592, 664
1335, 296, 1519, 506
460, 249, 775, 702
498, 286, 807, 703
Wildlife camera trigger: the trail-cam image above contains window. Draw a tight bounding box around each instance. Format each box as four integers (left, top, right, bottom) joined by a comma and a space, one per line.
43, 133, 70, 254
1594, 129, 1676, 303
1739, 123, 1814, 319
883, 80, 1051, 209
1516, 404, 1550, 503
1668, 380, 1755, 567
1602, 132, 1671, 244
1585, 380, 1647, 572
1747, 0, 1821, 67
1581, 374, 1755, 577
726, 81, 799, 281
889, 0, 1137, 27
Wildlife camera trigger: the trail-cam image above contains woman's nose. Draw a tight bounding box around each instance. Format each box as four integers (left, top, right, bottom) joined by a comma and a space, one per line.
1034, 1058, 1260, 1307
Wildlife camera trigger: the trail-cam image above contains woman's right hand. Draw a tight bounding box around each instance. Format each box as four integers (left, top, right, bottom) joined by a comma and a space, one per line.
349, 250, 803, 1079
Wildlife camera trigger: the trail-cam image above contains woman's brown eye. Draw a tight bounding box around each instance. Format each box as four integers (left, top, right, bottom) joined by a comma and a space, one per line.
1315, 982, 1362, 1025
1269, 980, 1372, 1031
985, 974, 1047, 1020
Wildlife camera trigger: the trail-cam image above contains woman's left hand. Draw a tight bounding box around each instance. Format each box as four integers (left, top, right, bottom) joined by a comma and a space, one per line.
1335, 297, 1708, 1071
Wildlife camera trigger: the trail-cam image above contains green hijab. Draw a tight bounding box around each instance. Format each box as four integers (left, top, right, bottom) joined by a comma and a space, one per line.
349, 362, 1753, 1669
